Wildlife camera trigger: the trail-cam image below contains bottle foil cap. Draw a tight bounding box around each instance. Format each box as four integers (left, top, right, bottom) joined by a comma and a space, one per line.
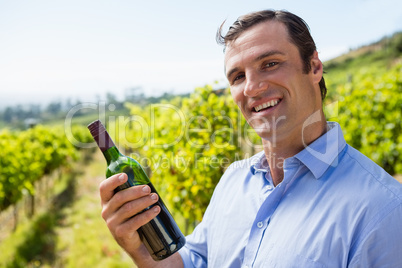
87, 120, 115, 152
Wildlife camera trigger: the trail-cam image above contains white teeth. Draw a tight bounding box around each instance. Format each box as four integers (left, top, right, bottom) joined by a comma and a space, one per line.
254, 100, 279, 112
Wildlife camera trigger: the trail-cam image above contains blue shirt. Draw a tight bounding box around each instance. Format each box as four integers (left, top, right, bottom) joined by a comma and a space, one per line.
179, 122, 402, 267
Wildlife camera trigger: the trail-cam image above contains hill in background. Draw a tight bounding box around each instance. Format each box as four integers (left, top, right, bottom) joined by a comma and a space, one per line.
323, 31, 402, 100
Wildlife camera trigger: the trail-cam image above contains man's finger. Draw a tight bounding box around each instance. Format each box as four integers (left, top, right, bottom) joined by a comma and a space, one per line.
99, 173, 127, 203
115, 205, 161, 239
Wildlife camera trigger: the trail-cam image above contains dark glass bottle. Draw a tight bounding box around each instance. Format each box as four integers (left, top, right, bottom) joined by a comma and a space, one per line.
88, 120, 186, 261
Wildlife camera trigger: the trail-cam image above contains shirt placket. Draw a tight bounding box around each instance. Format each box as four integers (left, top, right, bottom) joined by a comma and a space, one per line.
242, 163, 299, 268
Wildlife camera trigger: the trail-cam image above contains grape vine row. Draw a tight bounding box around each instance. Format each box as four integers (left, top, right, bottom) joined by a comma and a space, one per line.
0, 125, 91, 211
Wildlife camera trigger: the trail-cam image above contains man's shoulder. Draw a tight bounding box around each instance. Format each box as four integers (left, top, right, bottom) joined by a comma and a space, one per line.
341, 144, 402, 200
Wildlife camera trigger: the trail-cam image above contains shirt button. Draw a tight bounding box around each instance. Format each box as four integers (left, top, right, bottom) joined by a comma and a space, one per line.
266, 185, 273, 190
257, 221, 264, 228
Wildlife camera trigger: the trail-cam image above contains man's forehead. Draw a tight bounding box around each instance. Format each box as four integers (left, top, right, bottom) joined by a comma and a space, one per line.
224, 21, 289, 62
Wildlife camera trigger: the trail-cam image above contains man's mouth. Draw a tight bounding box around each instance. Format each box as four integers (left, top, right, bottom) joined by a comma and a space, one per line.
253, 99, 281, 112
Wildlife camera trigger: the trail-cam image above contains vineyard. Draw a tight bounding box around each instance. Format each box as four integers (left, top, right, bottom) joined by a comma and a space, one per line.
0, 126, 90, 212
0, 42, 401, 266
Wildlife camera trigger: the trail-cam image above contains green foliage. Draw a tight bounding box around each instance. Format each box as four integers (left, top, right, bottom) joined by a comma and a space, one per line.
0, 155, 133, 268
0, 125, 91, 211
335, 64, 402, 174
121, 86, 260, 225
324, 32, 402, 101
322, 34, 402, 175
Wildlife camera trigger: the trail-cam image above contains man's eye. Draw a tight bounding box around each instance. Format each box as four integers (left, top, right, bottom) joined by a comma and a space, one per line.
265, 62, 278, 68
233, 74, 245, 83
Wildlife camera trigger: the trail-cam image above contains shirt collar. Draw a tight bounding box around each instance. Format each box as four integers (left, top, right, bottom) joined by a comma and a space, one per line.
250, 151, 269, 175
294, 121, 346, 179
250, 122, 346, 179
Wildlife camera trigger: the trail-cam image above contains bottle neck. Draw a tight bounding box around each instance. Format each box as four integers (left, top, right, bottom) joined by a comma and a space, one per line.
102, 146, 122, 164
88, 120, 124, 164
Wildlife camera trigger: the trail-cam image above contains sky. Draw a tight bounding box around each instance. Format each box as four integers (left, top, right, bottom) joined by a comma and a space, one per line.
0, 0, 401, 109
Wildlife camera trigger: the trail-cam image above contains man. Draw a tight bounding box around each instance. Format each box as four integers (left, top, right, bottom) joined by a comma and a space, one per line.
99, 10, 402, 267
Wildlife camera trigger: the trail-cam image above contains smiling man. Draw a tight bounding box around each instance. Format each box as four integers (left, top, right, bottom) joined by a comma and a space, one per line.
99, 10, 402, 267
224, 17, 326, 186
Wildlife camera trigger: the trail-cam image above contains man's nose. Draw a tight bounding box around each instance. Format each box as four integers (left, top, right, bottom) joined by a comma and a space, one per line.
244, 73, 268, 97
244, 75, 268, 97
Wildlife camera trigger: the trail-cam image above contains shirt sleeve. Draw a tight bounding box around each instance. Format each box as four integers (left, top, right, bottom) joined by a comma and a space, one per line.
348, 203, 402, 267
177, 161, 248, 267
178, 162, 239, 267
178, 181, 218, 268
178, 226, 208, 268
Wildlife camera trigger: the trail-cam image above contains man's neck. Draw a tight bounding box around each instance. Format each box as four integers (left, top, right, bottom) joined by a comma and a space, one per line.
262, 119, 327, 186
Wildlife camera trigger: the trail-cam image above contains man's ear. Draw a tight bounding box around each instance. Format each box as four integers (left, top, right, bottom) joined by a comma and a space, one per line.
311, 51, 323, 83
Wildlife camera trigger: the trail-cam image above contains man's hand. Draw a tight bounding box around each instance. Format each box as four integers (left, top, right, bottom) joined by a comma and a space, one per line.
99, 173, 184, 267
99, 173, 160, 256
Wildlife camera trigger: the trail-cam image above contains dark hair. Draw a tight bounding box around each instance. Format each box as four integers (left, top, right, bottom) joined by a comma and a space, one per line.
217, 10, 327, 100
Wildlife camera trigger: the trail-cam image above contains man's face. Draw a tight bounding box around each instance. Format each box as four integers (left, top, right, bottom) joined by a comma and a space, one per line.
224, 20, 323, 144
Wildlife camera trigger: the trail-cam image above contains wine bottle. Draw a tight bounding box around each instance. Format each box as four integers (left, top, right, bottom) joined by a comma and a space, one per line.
87, 120, 186, 261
